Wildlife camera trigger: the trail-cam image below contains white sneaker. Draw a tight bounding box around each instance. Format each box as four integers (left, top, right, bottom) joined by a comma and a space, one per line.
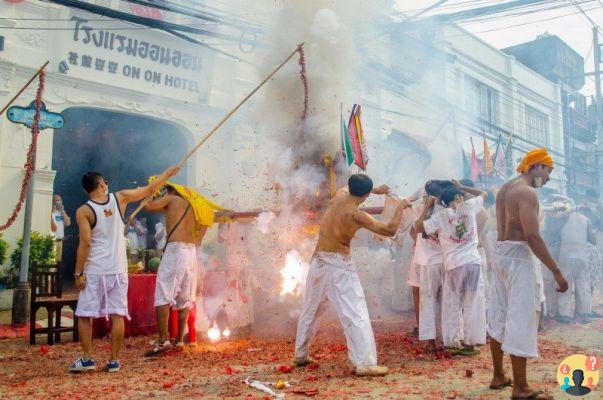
355, 365, 389, 376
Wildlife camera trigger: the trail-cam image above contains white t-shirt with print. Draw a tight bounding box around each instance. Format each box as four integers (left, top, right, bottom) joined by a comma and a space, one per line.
423, 196, 484, 271
413, 204, 444, 266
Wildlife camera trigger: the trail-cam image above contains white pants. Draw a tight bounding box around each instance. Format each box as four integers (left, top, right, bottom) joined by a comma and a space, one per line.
418, 263, 444, 341
406, 257, 421, 287
558, 258, 591, 317
442, 264, 486, 347
294, 252, 377, 367
154, 242, 197, 310
488, 241, 539, 358
542, 266, 558, 318
75, 273, 130, 319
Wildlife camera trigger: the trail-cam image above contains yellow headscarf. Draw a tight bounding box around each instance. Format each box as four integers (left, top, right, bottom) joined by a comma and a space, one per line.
149, 177, 229, 227
516, 148, 554, 174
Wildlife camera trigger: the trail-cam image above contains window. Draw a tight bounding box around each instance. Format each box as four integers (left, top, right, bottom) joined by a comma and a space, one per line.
465, 77, 501, 127
525, 106, 549, 145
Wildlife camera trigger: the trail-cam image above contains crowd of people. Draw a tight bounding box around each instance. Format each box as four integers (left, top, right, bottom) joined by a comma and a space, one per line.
62, 147, 600, 399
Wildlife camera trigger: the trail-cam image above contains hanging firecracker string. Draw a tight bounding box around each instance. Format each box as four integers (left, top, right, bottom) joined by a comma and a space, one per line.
297, 44, 309, 122
0, 69, 46, 232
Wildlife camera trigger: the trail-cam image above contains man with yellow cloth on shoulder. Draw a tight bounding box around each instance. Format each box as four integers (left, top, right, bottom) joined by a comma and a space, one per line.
143, 179, 226, 356
487, 148, 568, 400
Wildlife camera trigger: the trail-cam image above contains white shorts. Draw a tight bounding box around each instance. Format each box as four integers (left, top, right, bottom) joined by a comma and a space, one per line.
154, 242, 197, 310
488, 241, 539, 358
406, 256, 421, 288
75, 273, 129, 319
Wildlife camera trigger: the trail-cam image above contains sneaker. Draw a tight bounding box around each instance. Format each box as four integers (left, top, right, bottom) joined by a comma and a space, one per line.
355, 365, 389, 376
144, 340, 172, 357
106, 360, 121, 372
293, 356, 315, 366
69, 357, 96, 372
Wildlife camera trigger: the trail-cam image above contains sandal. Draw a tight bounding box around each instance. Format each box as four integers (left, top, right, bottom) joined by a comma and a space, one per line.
144, 340, 172, 357
511, 390, 553, 399
490, 378, 512, 390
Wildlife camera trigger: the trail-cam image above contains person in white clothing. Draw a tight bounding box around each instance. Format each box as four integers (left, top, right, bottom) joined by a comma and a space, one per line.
416, 181, 487, 356
294, 174, 411, 377
69, 165, 179, 373
556, 210, 596, 324
413, 180, 446, 352
136, 217, 148, 249
487, 148, 568, 400
51, 194, 71, 263
154, 218, 166, 256
144, 185, 207, 355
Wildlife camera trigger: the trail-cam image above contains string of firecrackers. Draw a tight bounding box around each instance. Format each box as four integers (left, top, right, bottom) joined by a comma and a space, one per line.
297, 44, 308, 121
0, 70, 46, 232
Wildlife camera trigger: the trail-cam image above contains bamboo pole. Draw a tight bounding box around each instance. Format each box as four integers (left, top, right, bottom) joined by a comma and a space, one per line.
0, 61, 49, 116
124, 44, 303, 228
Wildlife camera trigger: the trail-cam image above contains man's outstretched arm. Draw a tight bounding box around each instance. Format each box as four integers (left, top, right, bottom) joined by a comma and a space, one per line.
355, 198, 411, 237
518, 187, 568, 292
117, 165, 180, 206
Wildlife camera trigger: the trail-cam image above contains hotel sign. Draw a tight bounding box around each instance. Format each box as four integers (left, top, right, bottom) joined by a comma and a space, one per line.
57, 13, 214, 103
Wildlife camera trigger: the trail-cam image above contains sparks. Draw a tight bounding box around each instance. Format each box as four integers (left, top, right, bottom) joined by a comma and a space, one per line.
207, 322, 221, 342
280, 250, 308, 296
222, 328, 231, 338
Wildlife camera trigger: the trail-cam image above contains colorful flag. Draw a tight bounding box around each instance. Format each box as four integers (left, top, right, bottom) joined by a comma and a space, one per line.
341, 111, 354, 166
470, 137, 481, 182
347, 104, 368, 170
493, 135, 507, 179
483, 136, 494, 175
461, 147, 470, 179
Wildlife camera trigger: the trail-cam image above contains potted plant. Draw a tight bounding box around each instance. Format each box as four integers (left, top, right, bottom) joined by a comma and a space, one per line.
1, 232, 55, 310
0, 234, 13, 310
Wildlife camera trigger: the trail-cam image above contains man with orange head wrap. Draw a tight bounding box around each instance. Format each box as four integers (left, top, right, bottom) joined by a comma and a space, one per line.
487, 148, 568, 400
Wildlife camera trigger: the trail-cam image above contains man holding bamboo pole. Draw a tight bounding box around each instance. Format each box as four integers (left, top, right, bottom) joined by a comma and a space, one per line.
294, 174, 411, 376
69, 165, 179, 373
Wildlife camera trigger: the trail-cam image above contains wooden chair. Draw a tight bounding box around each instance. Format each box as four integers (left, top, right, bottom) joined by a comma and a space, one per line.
29, 262, 78, 345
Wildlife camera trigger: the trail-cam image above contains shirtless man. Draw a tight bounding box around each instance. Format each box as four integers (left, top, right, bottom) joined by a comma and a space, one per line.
293, 174, 411, 376
69, 165, 179, 373
144, 185, 208, 355
488, 148, 568, 400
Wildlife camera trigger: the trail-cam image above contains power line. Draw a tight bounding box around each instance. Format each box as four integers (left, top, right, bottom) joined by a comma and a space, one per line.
570, 0, 602, 29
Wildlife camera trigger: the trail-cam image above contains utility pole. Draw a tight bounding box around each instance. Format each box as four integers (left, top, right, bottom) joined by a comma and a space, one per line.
11, 152, 35, 325
594, 27, 603, 201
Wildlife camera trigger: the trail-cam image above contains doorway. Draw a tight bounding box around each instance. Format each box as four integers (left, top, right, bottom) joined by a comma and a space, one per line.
52, 107, 191, 279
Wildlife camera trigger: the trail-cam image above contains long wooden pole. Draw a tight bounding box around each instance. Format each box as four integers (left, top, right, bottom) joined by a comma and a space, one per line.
124, 44, 303, 227
0, 61, 49, 116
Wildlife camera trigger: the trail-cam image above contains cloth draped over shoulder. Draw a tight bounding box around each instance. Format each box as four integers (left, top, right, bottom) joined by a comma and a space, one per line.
149, 177, 229, 227
516, 148, 554, 174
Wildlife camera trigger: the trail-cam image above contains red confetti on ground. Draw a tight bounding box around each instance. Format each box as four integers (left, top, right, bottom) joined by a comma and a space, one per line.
39, 345, 50, 355
308, 363, 319, 370
162, 381, 174, 389
465, 369, 473, 378
276, 365, 292, 373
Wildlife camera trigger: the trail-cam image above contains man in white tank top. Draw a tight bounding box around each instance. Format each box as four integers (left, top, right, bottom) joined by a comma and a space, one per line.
69, 165, 179, 373
557, 210, 596, 324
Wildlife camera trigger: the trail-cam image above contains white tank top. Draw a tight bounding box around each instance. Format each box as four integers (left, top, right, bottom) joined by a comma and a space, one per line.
84, 193, 128, 275
559, 212, 588, 262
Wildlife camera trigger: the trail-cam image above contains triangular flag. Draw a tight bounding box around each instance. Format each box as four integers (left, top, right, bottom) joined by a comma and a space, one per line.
483, 136, 494, 175
347, 104, 368, 170
493, 135, 507, 179
341, 112, 354, 166
470, 137, 481, 182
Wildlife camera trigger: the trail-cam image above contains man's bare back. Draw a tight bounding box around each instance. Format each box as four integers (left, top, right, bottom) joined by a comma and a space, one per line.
315, 187, 410, 255
316, 191, 365, 254
497, 177, 533, 242
145, 192, 206, 245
